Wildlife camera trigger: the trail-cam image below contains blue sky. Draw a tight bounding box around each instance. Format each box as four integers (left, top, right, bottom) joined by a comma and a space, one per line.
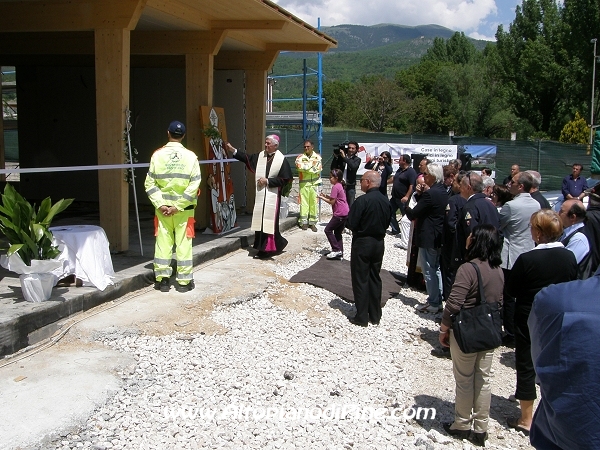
272, 0, 522, 41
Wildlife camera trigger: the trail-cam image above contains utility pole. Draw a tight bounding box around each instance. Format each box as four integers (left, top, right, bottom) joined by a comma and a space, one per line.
590, 38, 597, 154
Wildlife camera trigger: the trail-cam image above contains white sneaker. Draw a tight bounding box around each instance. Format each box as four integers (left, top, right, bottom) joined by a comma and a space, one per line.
326, 251, 343, 259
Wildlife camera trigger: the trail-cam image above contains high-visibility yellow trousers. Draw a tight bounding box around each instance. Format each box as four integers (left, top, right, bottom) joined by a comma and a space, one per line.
298, 180, 319, 226
153, 209, 195, 284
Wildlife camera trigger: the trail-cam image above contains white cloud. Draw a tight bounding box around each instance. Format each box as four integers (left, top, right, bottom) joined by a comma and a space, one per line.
272, 0, 498, 34
468, 31, 496, 41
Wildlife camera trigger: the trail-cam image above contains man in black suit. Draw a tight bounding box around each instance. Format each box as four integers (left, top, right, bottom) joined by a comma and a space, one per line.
457, 172, 500, 266
346, 170, 393, 327
406, 163, 449, 313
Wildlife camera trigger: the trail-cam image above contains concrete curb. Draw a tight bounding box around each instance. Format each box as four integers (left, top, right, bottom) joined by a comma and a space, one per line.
0, 215, 300, 357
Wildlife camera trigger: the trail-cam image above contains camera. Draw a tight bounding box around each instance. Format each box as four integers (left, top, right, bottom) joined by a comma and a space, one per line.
333, 140, 350, 155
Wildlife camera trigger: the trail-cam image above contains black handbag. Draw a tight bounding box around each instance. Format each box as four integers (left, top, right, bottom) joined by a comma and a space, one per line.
451, 262, 503, 354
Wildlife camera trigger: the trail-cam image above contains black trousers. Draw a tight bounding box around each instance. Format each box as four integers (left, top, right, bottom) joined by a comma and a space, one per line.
440, 248, 457, 302
515, 302, 536, 400
502, 268, 516, 339
351, 236, 385, 324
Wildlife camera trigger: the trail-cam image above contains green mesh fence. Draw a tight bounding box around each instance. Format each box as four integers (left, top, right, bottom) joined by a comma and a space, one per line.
267, 128, 593, 191
3, 129, 19, 161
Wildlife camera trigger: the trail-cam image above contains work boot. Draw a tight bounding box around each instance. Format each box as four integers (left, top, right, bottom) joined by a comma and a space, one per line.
158, 278, 170, 292
301, 224, 308, 230
310, 224, 317, 232
175, 280, 195, 293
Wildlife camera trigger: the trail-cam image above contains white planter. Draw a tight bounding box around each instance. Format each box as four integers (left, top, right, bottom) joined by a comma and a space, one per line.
280, 197, 289, 219
19, 273, 55, 302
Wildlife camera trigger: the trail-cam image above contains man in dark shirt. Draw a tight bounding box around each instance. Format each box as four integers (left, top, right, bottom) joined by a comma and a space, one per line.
561, 164, 588, 202
389, 154, 417, 234
346, 170, 393, 327
406, 163, 449, 313
503, 164, 520, 186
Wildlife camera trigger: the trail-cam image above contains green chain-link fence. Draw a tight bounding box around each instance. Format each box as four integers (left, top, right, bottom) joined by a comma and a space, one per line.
269, 128, 593, 191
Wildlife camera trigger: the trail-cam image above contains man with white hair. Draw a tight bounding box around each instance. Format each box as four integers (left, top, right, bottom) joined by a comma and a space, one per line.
406, 163, 449, 313
482, 175, 495, 199
526, 170, 551, 209
225, 135, 292, 259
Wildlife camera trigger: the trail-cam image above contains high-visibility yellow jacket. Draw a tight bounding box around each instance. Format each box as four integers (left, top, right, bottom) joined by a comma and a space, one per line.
295, 152, 322, 183
144, 142, 201, 211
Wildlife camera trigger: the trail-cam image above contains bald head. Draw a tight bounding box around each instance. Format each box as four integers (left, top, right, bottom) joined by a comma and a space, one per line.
559, 199, 586, 228
360, 170, 381, 192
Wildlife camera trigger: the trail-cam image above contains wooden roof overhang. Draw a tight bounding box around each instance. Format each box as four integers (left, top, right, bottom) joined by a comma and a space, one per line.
0, 0, 337, 67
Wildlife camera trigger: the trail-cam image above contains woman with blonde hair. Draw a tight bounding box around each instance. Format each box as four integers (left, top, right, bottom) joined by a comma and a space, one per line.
506, 209, 577, 435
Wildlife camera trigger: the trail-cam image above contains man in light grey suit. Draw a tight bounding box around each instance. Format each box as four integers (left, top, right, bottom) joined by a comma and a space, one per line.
499, 171, 541, 346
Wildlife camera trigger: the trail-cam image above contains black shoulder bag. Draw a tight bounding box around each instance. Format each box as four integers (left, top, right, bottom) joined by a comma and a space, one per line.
451, 262, 503, 354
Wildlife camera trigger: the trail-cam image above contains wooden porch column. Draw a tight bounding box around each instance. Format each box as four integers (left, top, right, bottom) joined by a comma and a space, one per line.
95, 29, 130, 251
244, 69, 267, 213
186, 53, 213, 230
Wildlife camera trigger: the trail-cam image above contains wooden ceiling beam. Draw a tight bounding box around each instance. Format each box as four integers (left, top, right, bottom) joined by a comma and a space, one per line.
0, 0, 145, 32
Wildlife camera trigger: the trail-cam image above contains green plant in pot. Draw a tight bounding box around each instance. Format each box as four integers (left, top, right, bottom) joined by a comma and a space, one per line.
0, 183, 74, 301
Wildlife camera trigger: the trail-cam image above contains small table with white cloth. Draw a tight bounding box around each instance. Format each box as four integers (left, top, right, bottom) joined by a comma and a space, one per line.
50, 225, 115, 291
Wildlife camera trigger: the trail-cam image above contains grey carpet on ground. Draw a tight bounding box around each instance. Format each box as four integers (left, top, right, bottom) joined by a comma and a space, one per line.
289, 257, 405, 304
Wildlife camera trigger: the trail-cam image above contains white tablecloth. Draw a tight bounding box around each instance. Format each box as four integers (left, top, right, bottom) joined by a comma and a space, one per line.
50, 225, 115, 291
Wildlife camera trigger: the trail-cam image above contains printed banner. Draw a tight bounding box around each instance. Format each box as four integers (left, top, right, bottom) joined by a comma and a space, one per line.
355, 143, 458, 175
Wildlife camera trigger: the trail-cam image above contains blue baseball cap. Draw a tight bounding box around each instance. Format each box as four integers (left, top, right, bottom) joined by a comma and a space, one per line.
168, 121, 186, 136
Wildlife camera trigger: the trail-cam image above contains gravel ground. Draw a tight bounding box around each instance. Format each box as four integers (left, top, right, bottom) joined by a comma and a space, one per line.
37, 203, 534, 450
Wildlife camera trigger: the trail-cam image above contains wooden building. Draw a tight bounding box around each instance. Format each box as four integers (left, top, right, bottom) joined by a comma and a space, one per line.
0, 0, 336, 251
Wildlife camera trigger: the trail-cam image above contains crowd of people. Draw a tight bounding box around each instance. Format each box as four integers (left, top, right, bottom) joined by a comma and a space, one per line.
148, 127, 600, 450
322, 145, 600, 449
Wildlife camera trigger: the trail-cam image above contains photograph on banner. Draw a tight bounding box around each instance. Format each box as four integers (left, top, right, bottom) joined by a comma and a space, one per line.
355, 143, 458, 176
463, 145, 497, 178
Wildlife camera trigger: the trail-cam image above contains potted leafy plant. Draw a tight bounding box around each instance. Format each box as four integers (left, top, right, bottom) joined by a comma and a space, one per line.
0, 183, 74, 302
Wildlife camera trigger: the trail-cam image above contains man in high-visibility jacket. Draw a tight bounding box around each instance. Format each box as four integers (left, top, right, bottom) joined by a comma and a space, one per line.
295, 140, 322, 231
144, 121, 201, 292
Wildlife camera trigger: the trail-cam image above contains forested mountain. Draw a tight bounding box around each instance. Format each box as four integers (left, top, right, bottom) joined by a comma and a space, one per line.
270, 3, 600, 143
320, 23, 458, 52
272, 23, 489, 79
270, 24, 489, 107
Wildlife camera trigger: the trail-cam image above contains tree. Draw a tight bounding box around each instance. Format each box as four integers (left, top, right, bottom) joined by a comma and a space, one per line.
422, 32, 477, 65
446, 32, 477, 65
353, 75, 403, 132
310, 80, 356, 127
562, 0, 600, 125
559, 111, 589, 144
495, 0, 573, 137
